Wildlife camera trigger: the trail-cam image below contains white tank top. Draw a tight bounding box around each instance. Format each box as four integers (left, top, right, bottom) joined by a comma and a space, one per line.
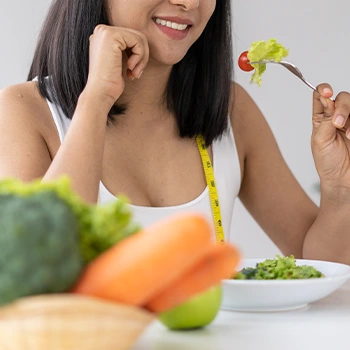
45, 97, 241, 242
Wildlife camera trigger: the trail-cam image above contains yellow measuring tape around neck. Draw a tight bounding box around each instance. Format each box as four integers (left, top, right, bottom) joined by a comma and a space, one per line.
195, 135, 225, 244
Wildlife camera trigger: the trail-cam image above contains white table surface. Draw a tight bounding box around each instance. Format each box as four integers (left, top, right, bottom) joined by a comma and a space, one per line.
132, 280, 350, 350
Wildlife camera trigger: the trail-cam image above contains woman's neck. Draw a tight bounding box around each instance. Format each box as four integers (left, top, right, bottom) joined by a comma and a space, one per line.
112, 62, 177, 132
119, 59, 172, 109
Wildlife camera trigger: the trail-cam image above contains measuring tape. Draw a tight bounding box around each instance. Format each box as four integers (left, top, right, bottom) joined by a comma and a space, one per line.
195, 135, 225, 244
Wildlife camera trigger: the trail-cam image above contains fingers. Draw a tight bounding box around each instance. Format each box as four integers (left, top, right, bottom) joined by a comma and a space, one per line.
85, 25, 150, 107
312, 83, 335, 136
118, 29, 149, 80
334, 91, 350, 138
313, 83, 350, 139
91, 25, 149, 81
313, 83, 333, 116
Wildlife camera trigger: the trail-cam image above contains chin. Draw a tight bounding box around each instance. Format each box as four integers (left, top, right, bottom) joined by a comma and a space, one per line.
152, 56, 186, 67
149, 45, 189, 67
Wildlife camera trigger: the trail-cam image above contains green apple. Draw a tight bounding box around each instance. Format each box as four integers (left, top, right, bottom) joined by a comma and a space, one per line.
158, 284, 222, 330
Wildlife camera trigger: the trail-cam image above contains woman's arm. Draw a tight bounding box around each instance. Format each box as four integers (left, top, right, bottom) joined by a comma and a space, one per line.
231, 83, 318, 258
0, 83, 53, 181
0, 25, 149, 203
303, 85, 350, 263
233, 82, 350, 264
0, 82, 108, 203
42, 91, 109, 202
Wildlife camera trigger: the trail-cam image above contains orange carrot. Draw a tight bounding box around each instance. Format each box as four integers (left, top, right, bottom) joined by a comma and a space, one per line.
145, 243, 240, 313
72, 213, 213, 306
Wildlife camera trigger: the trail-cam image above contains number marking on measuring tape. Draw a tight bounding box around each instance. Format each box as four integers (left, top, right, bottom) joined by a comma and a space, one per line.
196, 135, 225, 244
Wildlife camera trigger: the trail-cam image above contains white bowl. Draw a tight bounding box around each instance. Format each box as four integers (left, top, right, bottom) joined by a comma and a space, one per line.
221, 258, 350, 312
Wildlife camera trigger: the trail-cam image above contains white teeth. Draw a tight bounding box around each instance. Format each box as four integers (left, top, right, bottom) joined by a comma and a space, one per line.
155, 18, 188, 31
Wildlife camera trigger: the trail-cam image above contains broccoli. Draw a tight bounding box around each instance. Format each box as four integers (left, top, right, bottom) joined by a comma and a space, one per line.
0, 191, 83, 305
234, 255, 324, 280
0, 177, 140, 306
0, 177, 140, 263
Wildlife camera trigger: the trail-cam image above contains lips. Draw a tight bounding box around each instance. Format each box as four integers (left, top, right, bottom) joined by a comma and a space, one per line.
153, 16, 193, 40
155, 18, 188, 31
154, 16, 194, 26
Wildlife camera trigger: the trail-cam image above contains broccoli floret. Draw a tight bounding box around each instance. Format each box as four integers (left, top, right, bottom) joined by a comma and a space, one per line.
0, 177, 141, 305
80, 198, 140, 262
0, 191, 83, 306
0, 177, 141, 264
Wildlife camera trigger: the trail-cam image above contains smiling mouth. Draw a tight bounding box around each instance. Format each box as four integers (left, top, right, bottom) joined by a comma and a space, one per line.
153, 18, 190, 31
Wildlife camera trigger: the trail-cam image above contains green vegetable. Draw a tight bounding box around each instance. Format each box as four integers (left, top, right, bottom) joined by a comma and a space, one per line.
79, 196, 140, 263
247, 38, 289, 86
234, 255, 324, 280
0, 191, 82, 306
0, 177, 140, 305
0, 177, 140, 263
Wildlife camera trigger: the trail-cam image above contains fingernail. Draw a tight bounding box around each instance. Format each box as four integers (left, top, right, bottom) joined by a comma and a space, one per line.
138, 70, 143, 79
320, 97, 328, 108
334, 115, 345, 127
323, 87, 332, 95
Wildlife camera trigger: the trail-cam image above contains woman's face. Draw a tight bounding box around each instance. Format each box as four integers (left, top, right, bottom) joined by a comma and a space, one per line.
107, 0, 216, 65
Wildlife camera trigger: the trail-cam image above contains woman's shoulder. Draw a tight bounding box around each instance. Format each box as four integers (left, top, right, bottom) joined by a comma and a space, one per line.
229, 81, 276, 144
228, 82, 257, 158
228, 81, 282, 171
0, 81, 49, 115
0, 81, 61, 179
0, 81, 56, 133
0, 81, 60, 153
229, 82, 263, 126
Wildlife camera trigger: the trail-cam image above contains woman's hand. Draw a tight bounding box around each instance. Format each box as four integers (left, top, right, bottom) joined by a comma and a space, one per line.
312, 84, 350, 190
83, 25, 149, 111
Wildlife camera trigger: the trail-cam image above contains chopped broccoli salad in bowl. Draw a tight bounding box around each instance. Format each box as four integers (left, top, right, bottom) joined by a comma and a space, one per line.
234, 255, 324, 280
221, 256, 350, 312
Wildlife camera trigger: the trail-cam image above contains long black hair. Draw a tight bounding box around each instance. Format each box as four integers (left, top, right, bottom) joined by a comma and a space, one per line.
28, 0, 233, 145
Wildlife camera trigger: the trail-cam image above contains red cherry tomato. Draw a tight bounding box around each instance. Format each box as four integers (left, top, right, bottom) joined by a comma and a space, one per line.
238, 51, 254, 72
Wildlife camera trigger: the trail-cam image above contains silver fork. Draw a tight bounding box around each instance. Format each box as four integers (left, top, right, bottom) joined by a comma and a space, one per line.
249, 60, 318, 92
249, 60, 347, 133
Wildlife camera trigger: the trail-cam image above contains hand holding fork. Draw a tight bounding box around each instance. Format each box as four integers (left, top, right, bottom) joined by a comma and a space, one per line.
248, 60, 349, 134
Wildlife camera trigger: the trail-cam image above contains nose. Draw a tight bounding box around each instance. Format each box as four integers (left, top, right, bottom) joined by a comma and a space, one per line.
169, 0, 199, 11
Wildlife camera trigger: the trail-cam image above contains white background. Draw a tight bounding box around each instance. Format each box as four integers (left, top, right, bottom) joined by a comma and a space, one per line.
1, 0, 348, 257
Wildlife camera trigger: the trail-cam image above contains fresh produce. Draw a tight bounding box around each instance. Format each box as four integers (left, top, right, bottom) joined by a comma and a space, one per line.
0, 177, 140, 264
239, 38, 289, 86
79, 197, 140, 263
0, 177, 139, 305
72, 213, 215, 306
0, 191, 82, 306
146, 243, 240, 313
0, 176, 241, 333
238, 51, 254, 72
234, 255, 324, 280
73, 212, 240, 331
158, 285, 222, 330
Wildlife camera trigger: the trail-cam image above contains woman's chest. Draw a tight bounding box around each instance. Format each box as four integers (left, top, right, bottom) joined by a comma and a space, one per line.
99, 130, 241, 242
101, 135, 211, 207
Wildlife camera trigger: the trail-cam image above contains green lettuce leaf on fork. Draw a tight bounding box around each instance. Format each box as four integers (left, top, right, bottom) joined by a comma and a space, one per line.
247, 38, 289, 86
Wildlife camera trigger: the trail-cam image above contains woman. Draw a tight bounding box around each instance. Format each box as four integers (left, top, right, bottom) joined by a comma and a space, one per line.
0, 0, 350, 263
